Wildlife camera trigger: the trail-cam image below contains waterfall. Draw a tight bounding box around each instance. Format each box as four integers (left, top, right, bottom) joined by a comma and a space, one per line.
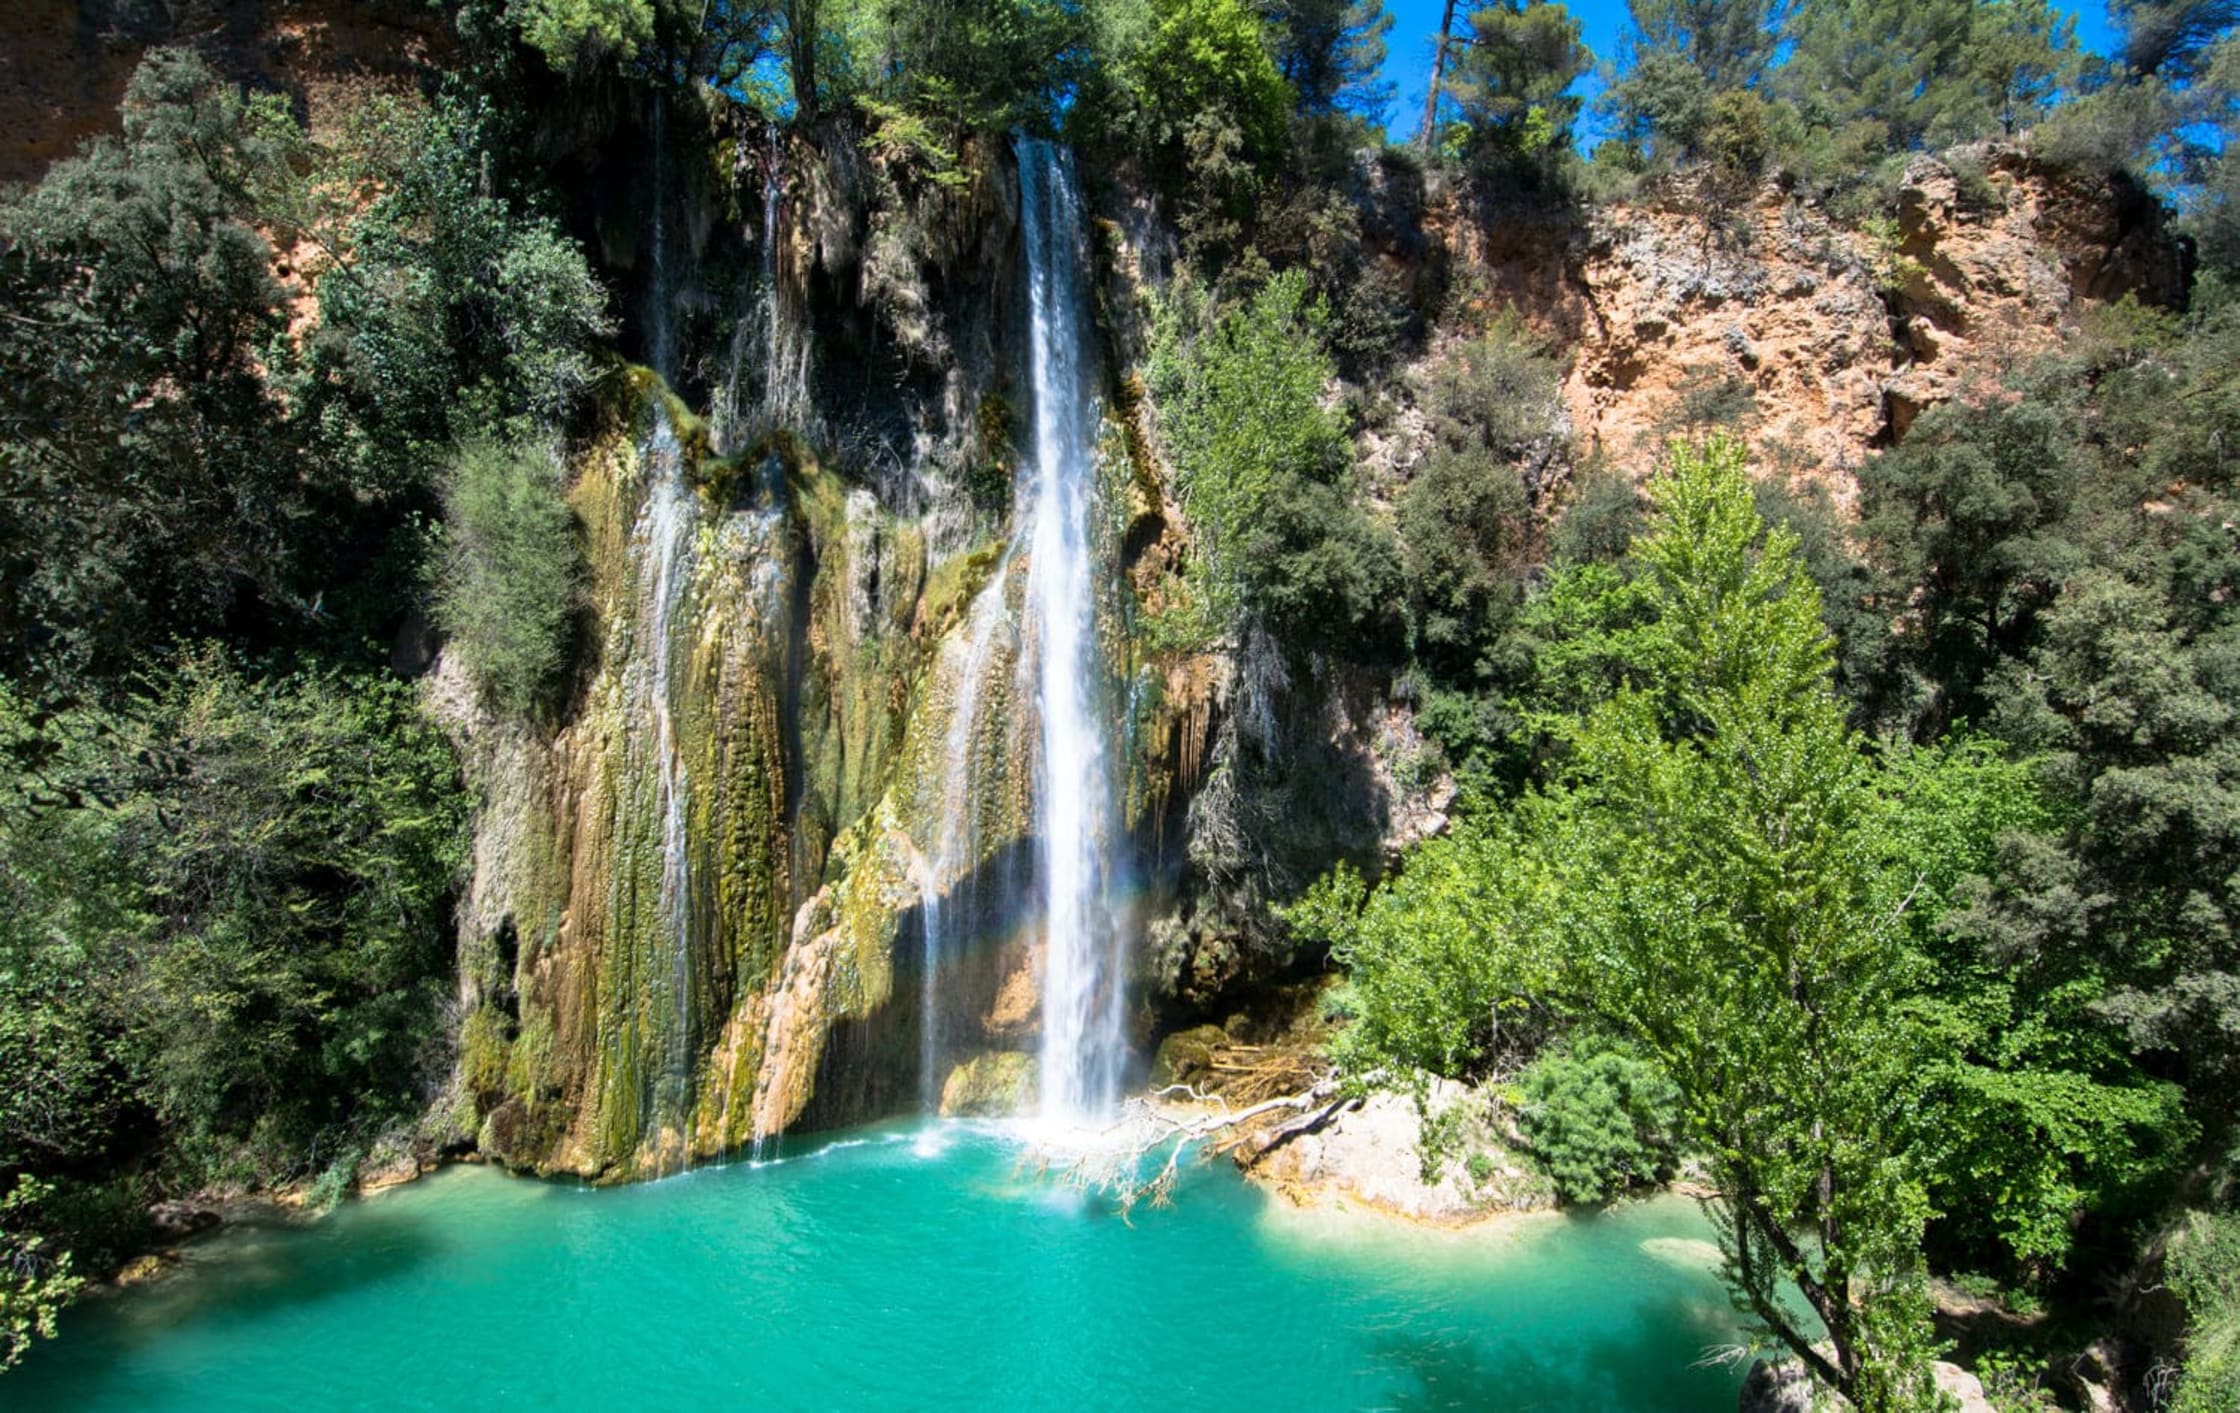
1016, 138, 1128, 1123
633, 407, 699, 1171
762, 124, 789, 427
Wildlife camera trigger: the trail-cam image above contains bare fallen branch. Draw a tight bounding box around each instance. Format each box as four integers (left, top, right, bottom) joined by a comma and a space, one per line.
1057, 1075, 1350, 1220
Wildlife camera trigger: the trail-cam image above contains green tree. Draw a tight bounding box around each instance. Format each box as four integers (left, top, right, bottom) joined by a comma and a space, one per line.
1396, 319, 1559, 683
436, 440, 586, 718
1859, 396, 2084, 737
1970, 0, 2080, 136
1625, 0, 1787, 87
1304, 440, 1946, 1406
1599, 0, 1792, 162
1150, 272, 1401, 654
0, 50, 308, 690
108, 654, 469, 1168
2119, 0, 2238, 81
1537, 439, 1939, 1406
1781, 0, 1981, 153
0, 1177, 82, 1370
1263, 0, 1398, 119
1444, 0, 1594, 170
510, 0, 662, 70
1080, 0, 1293, 258
844, 0, 1090, 133
308, 96, 614, 494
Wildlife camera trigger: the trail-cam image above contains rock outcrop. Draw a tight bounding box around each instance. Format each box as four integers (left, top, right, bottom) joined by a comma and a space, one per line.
1439, 147, 2184, 498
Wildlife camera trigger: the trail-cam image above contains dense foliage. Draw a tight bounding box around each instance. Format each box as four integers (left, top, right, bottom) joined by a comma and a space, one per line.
1, 41, 605, 1366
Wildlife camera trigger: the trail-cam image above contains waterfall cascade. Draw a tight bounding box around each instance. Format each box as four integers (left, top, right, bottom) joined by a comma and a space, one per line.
1016, 138, 1129, 1123
628, 407, 700, 1171
915, 571, 1015, 1111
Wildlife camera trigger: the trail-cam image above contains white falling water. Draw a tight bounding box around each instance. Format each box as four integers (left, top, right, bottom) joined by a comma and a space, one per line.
635, 408, 698, 1170
917, 570, 1014, 1111
1017, 138, 1128, 1123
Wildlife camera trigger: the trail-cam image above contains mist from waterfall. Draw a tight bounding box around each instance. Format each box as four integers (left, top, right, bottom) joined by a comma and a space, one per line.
1017, 137, 1127, 1123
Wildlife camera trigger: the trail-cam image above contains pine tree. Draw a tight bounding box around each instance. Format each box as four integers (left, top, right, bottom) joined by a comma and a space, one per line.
1444, 0, 1593, 164
1264, 0, 1399, 120
1970, 0, 2079, 136
1781, 0, 1980, 151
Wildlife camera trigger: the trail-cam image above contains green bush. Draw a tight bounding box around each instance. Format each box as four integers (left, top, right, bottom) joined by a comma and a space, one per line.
1150, 271, 1401, 656
1398, 317, 1560, 682
309, 96, 613, 493
115, 651, 470, 1166
2170, 1211, 2240, 1413
0, 1177, 82, 1370
1516, 1046, 1680, 1204
436, 440, 585, 718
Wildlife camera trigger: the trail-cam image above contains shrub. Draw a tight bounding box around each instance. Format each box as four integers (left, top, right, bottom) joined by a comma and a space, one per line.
436, 440, 585, 718
1516, 1046, 1680, 1204
2170, 1211, 2240, 1413
1151, 271, 1401, 657
1398, 317, 1559, 682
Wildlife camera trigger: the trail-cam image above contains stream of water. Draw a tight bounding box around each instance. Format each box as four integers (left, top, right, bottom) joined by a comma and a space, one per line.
1018, 137, 1128, 1123
10, 1124, 1755, 1411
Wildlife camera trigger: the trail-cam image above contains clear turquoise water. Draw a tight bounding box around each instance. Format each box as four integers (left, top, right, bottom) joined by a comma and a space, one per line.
10, 1121, 1752, 1411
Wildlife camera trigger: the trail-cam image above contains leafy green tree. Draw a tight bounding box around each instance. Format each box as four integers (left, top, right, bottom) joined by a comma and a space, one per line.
1535, 439, 1939, 1406
0, 50, 308, 690
1599, 0, 1794, 163
1077, 0, 1292, 259
1625, 0, 1787, 87
843, 0, 1090, 133
0, 1177, 82, 1370
436, 440, 586, 718
2119, 0, 2238, 81
1150, 272, 1401, 654
510, 0, 663, 70
1781, 0, 1981, 153
1286, 821, 1563, 1079
105, 652, 470, 1169
1859, 396, 2084, 737
308, 96, 614, 495
1306, 440, 1947, 1406
1970, 0, 2080, 136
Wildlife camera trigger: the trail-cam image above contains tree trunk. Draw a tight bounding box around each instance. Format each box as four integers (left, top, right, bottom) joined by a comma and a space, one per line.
787, 0, 820, 124
1418, 0, 1458, 152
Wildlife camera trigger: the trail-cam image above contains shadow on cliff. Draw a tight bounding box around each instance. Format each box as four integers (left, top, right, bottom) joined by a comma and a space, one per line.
793, 834, 1048, 1132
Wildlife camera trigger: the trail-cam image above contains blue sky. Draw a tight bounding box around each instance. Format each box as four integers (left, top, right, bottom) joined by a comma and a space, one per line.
1370, 0, 2125, 143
